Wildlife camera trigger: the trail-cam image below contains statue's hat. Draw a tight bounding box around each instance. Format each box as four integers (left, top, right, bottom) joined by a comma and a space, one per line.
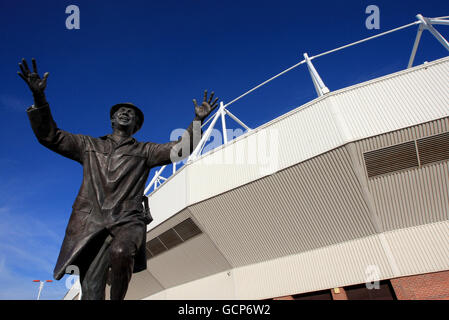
110, 103, 144, 134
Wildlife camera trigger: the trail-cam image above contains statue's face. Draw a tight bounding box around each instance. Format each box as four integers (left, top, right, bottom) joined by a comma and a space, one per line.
111, 106, 138, 132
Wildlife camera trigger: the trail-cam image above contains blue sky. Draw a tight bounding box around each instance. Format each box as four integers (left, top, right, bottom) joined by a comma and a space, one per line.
0, 0, 448, 300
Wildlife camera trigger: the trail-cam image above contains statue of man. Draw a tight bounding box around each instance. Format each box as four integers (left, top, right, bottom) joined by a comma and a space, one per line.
18, 58, 218, 300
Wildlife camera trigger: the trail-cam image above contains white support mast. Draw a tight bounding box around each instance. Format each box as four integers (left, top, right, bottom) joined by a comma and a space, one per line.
409, 14, 449, 68
303, 53, 330, 97
417, 14, 449, 51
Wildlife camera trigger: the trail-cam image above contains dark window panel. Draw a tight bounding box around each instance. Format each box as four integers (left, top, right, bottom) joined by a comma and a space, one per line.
173, 218, 202, 241
158, 228, 183, 250
364, 141, 419, 178
417, 131, 449, 166
146, 237, 167, 257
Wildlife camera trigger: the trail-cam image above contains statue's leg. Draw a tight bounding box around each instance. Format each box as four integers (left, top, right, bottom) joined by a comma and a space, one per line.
80, 234, 113, 300
109, 221, 145, 300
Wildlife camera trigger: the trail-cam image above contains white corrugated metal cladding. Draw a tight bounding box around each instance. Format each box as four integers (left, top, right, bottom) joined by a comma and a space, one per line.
127, 57, 449, 300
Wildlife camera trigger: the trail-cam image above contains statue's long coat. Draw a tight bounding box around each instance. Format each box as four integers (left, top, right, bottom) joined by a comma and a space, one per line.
27, 104, 198, 280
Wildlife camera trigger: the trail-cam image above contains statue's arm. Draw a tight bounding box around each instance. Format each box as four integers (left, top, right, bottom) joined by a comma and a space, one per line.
27, 104, 85, 163
146, 117, 202, 168
19, 58, 85, 163
146, 91, 219, 168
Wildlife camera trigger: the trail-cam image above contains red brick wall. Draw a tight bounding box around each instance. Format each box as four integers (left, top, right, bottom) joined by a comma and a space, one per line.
390, 270, 449, 300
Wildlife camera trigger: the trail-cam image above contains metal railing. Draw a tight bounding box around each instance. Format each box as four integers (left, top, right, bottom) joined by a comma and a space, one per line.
144, 14, 449, 196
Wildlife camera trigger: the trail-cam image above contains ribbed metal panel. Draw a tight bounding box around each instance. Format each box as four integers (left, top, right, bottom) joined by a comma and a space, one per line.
385, 221, 449, 276
352, 118, 449, 231
162, 271, 234, 300
189, 147, 376, 267
334, 57, 449, 141
232, 234, 393, 299
143, 234, 394, 300
145, 233, 231, 289
186, 136, 263, 205
142, 221, 449, 300
273, 97, 344, 169
143, 291, 166, 300
368, 159, 449, 231
124, 270, 164, 300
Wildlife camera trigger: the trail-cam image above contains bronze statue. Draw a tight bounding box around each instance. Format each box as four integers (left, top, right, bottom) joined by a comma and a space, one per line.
18, 58, 218, 300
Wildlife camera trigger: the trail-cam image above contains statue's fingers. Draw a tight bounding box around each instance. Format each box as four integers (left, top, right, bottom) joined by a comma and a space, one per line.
193, 99, 199, 108
19, 63, 28, 76
17, 72, 27, 82
211, 97, 219, 107
32, 58, 38, 74
21, 58, 30, 72
208, 91, 214, 104
210, 101, 219, 112
43, 72, 49, 84
203, 90, 208, 102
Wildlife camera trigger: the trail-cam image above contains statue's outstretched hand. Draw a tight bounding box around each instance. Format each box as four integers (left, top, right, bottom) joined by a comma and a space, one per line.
193, 90, 219, 121
17, 58, 49, 94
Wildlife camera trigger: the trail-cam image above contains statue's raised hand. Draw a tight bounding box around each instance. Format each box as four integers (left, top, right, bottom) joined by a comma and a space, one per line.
17, 58, 49, 94
193, 90, 219, 121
